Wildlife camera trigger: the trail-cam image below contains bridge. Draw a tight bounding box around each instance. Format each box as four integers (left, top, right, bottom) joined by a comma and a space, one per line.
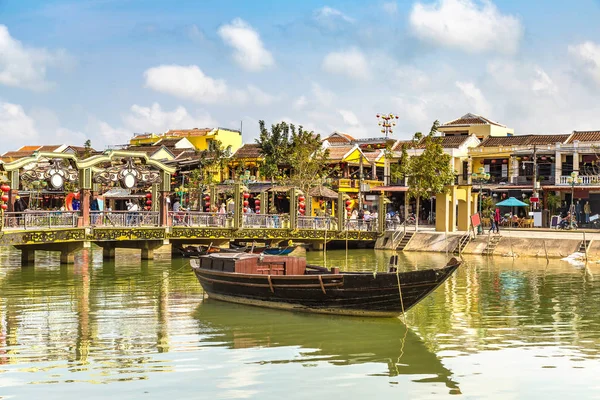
0, 210, 382, 265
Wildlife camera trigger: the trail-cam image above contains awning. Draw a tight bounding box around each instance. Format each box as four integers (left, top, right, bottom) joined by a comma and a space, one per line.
370, 186, 409, 192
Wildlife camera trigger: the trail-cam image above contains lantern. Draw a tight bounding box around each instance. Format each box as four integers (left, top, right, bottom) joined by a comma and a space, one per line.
243, 200, 249, 207
243, 207, 248, 213
298, 195, 305, 202
243, 193, 250, 199
146, 193, 152, 199
255, 205, 260, 211
146, 200, 152, 206
346, 206, 352, 212
0, 204, 7, 210
255, 199, 261, 206
0, 184, 9, 193
204, 194, 210, 200
345, 200, 351, 206
205, 202, 210, 207
299, 209, 305, 215
299, 201, 305, 209
1, 194, 8, 202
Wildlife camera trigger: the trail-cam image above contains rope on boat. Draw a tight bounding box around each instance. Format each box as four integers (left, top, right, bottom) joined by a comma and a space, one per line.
395, 268, 407, 325
267, 275, 274, 293
318, 275, 327, 294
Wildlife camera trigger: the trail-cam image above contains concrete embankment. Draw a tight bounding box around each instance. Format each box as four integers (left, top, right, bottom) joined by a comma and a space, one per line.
402, 229, 600, 259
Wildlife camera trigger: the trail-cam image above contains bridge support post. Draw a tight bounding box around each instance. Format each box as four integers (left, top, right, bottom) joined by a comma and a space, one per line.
102, 246, 116, 260
20, 249, 35, 265
60, 250, 76, 264
337, 192, 345, 232
141, 248, 155, 260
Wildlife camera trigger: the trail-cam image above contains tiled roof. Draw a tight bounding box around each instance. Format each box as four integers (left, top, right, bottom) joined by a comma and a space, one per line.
164, 128, 212, 137
363, 149, 383, 162
392, 140, 415, 151
126, 145, 172, 157
327, 145, 354, 161
233, 144, 262, 159
155, 138, 184, 147
479, 134, 569, 147
412, 135, 471, 149
19, 145, 42, 151
441, 113, 506, 128
324, 132, 355, 144
567, 131, 600, 143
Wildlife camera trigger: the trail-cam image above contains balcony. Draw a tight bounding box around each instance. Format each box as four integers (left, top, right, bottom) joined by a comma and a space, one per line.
559, 175, 600, 185
332, 178, 385, 191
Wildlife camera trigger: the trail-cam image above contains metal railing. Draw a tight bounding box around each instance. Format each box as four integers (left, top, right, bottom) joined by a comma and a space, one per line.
242, 214, 290, 229
559, 175, 600, 185
297, 216, 337, 230
90, 211, 159, 227
345, 218, 379, 231
168, 211, 230, 227
2, 210, 79, 229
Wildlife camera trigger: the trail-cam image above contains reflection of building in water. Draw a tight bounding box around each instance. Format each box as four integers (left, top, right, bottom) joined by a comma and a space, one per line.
193, 300, 461, 394
157, 271, 170, 353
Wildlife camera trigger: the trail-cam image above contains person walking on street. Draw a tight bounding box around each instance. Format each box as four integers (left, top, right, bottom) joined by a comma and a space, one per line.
493, 208, 501, 234
584, 201, 591, 224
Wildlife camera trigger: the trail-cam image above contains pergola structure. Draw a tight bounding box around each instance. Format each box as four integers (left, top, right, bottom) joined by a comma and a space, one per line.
0, 150, 176, 226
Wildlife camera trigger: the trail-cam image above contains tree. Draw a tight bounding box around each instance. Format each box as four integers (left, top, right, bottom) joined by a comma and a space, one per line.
392, 120, 455, 230
286, 126, 330, 194
83, 139, 92, 158
255, 120, 291, 182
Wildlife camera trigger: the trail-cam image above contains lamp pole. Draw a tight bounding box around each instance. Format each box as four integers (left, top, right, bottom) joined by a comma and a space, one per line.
471, 167, 490, 233
376, 113, 399, 138
567, 171, 582, 229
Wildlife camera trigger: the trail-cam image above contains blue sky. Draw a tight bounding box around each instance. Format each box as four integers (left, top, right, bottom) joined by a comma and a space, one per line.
1, 0, 600, 152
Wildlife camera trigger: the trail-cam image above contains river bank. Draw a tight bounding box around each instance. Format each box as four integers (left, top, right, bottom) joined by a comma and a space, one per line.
402, 228, 600, 259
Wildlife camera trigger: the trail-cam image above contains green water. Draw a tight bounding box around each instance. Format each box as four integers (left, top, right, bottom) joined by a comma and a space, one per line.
0, 247, 599, 399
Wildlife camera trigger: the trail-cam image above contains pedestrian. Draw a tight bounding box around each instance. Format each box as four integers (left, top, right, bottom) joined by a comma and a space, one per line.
584, 201, 591, 224
493, 208, 501, 233
488, 211, 495, 234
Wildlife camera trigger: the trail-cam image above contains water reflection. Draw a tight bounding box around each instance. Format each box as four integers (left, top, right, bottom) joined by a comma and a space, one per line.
193, 300, 461, 393
0, 246, 598, 398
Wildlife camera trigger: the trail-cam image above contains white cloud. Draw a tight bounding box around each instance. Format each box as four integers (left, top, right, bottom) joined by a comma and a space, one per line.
293, 95, 307, 110
382, 2, 398, 15
568, 41, 600, 85
246, 85, 277, 106
311, 83, 335, 107
0, 102, 39, 149
186, 24, 205, 41
314, 6, 354, 25
218, 18, 274, 72
322, 48, 371, 80
123, 103, 218, 133
0, 24, 70, 91
409, 0, 522, 55
144, 65, 228, 104
338, 109, 360, 126
531, 67, 557, 95
456, 81, 492, 116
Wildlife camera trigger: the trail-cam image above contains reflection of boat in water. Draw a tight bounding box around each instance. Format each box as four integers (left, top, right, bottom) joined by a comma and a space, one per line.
191, 255, 460, 317
193, 300, 460, 392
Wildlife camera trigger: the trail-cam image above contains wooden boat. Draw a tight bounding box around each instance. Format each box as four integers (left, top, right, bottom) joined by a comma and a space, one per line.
231, 243, 298, 255
191, 254, 460, 317
178, 244, 297, 258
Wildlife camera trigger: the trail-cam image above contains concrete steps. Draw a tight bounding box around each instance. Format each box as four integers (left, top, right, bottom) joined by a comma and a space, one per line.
578, 239, 592, 253
482, 234, 501, 256
454, 233, 472, 255
397, 232, 414, 251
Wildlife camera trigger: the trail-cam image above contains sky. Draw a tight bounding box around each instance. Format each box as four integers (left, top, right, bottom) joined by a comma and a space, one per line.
1, 0, 600, 153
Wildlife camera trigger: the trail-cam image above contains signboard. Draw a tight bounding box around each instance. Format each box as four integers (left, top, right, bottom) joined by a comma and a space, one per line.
530, 197, 539, 203
365, 195, 377, 201
471, 213, 481, 227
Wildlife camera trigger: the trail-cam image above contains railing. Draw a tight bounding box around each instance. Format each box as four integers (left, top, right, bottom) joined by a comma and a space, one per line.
298, 216, 337, 230
2, 210, 79, 229
168, 211, 230, 227
333, 178, 385, 189
242, 214, 290, 229
90, 211, 159, 227
385, 219, 404, 231
559, 175, 600, 185
345, 218, 379, 231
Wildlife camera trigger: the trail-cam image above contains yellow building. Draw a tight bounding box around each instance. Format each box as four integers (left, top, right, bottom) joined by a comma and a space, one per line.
130, 127, 243, 153
229, 144, 264, 181
439, 113, 514, 140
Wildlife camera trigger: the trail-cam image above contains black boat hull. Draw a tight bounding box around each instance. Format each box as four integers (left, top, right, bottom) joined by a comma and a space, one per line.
192, 259, 460, 317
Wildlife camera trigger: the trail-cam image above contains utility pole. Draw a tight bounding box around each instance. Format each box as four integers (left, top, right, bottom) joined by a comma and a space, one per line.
532, 145, 537, 210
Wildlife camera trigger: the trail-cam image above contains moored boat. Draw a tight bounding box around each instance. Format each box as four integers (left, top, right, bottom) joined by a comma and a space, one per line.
191, 254, 460, 318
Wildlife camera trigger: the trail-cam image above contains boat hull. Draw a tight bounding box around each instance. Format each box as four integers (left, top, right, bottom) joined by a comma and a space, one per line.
192, 260, 460, 318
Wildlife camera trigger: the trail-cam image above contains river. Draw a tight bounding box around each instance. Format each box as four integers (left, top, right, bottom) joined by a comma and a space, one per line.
0, 247, 599, 399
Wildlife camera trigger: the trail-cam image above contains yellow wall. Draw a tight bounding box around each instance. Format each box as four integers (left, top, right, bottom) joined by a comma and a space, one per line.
214, 129, 243, 154
130, 134, 160, 146
149, 148, 175, 161
440, 124, 513, 139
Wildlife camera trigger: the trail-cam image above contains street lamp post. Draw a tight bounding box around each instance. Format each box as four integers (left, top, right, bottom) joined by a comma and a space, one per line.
567, 171, 582, 229
376, 113, 399, 138
471, 167, 490, 233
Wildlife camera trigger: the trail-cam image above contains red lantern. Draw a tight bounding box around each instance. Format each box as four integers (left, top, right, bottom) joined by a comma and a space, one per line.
1, 194, 8, 202
243, 207, 248, 213
298, 195, 305, 202
255, 205, 260, 211
345, 200, 351, 206
0, 204, 7, 210
243, 200, 249, 207
146, 193, 152, 199
146, 200, 152, 206
346, 206, 352, 211
243, 193, 250, 199
204, 195, 210, 200
205, 201, 210, 207
0, 184, 9, 193
255, 210, 260, 214
299, 202, 305, 209
299, 209, 305, 215
205, 207, 210, 212
255, 199, 260, 206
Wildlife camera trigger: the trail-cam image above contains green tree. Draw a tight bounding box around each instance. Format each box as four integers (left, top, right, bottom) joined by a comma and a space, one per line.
83, 139, 92, 158
392, 120, 455, 230
286, 126, 330, 194
546, 192, 561, 215
255, 120, 291, 182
